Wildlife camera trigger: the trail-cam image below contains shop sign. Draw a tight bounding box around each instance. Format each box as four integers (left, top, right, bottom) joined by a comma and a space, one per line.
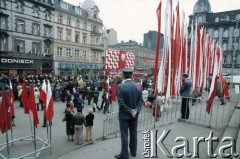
1, 58, 34, 64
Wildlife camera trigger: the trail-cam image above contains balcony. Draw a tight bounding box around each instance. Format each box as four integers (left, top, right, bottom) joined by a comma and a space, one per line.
90, 30, 102, 36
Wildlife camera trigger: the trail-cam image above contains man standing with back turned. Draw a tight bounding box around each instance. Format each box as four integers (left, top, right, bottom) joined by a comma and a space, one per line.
115, 68, 144, 159
180, 73, 192, 119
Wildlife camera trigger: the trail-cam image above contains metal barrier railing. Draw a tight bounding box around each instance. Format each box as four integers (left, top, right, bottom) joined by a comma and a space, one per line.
102, 92, 240, 139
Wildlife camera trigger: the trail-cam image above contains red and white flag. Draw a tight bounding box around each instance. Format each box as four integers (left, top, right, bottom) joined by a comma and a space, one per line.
206, 53, 219, 114
46, 81, 54, 122
28, 84, 39, 128
40, 80, 47, 116
9, 80, 15, 117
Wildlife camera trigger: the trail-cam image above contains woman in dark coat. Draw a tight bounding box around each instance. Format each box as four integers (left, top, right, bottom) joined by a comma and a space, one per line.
64, 108, 74, 141
86, 108, 94, 141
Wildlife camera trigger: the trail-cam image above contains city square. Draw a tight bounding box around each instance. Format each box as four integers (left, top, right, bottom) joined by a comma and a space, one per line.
1, 0, 240, 159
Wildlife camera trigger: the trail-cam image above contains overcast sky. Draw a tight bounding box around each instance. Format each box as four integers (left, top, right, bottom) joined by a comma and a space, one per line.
67, 0, 240, 43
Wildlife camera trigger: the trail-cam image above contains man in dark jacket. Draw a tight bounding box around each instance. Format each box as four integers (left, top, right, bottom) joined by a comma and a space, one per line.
73, 109, 87, 145
180, 74, 193, 119
115, 68, 144, 159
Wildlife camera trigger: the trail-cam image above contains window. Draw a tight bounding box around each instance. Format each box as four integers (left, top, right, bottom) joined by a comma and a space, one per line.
0, 36, 7, 51
225, 15, 229, 21
16, 20, 25, 33
227, 55, 232, 64
234, 41, 239, 50
93, 52, 97, 58
75, 49, 80, 57
83, 50, 87, 58
0, 16, 7, 30
75, 31, 80, 42
66, 48, 71, 57
66, 29, 71, 41
223, 43, 227, 51
67, 17, 71, 26
57, 47, 63, 56
32, 42, 40, 54
75, 7, 81, 15
0, 0, 6, 8
44, 44, 51, 55
58, 14, 62, 23
215, 17, 219, 22
60, 1, 68, 10
75, 19, 80, 28
83, 21, 87, 30
223, 29, 229, 37
32, 23, 40, 35
82, 33, 87, 44
45, 10, 51, 21
213, 30, 218, 38
236, 14, 240, 20
234, 29, 239, 37
237, 55, 240, 64
57, 27, 62, 39
44, 26, 52, 37
96, 37, 99, 45
33, 6, 40, 18
16, 1, 24, 13
15, 40, 24, 53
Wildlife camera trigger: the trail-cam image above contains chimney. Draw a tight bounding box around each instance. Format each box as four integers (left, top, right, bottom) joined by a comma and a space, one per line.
121, 40, 124, 43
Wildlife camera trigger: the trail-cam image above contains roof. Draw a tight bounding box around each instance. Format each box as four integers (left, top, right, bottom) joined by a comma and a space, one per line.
54, 0, 88, 18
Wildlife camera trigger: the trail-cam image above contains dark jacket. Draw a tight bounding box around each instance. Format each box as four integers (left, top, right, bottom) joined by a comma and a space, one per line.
73, 112, 87, 126
117, 80, 144, 120
180, 79, 193, 97
86, 113, 94, 126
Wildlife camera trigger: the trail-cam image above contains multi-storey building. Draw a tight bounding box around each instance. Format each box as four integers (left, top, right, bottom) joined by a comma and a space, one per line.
103, 28, 118, 46
0, 0, 54, 75
143, 31, 164, 51
53, 0, 104, 76
110, 40, 156, 75
189, 0, 240, 75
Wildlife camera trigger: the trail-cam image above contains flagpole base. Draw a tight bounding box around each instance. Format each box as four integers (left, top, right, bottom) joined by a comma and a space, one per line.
0, 135, 51, 159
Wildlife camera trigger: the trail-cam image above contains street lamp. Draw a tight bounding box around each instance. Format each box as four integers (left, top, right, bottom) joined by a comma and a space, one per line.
231, 18, 240, 89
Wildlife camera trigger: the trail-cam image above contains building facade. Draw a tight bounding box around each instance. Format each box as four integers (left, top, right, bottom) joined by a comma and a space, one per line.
143, 30, 164, 51
0, 0, 54, 76
53, 0, 104, 77
110, 40, 156, 75
189, 0, 240, 75
104, 28, 118, 46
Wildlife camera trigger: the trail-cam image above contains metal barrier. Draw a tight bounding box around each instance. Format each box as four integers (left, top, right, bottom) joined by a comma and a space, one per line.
102, 91, 240, 139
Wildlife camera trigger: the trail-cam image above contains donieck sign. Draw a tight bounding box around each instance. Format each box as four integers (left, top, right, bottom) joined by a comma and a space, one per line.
1, 58, 34, 64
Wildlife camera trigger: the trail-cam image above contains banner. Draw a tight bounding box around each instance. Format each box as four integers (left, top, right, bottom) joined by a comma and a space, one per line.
105, 49, 135, 71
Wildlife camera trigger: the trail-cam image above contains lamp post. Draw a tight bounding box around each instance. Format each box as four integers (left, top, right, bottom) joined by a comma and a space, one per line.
231, 19, 240, 89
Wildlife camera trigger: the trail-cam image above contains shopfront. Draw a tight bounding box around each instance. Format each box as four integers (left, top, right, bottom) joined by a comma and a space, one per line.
0, 57, 52, 76
54, 61, 104, 77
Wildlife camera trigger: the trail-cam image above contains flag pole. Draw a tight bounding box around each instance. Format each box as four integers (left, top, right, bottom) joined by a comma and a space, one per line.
5, 121, 10, 159
10, 114, 14, 147
29, 114, 33, 139
49, 121, 52, 155
33, 120, 37, 159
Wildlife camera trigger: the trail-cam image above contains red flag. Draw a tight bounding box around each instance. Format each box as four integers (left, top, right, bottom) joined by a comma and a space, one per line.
28, 84, 39, 128
206, 77, 217, 113
46, 81, 54, 122
119, 51, 126, 69
9, 80, 15, 117
0, 89, 12, 134
153, 0, 162, 92
112, 79, 117, 102
21, 80, 29, 114
40, 80, 47, 116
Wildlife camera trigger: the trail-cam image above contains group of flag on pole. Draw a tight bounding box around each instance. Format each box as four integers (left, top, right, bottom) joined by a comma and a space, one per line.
0, 79, 54, 135
154, 0, 229, 113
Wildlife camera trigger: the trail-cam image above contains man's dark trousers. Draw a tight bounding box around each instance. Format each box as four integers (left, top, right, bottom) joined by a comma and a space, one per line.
119, 117, 138, 159
181, 98, 189, 119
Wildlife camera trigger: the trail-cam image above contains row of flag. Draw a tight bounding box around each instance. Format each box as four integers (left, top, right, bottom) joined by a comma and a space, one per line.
0, 80, 54, 134
154, 0, 230, 113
